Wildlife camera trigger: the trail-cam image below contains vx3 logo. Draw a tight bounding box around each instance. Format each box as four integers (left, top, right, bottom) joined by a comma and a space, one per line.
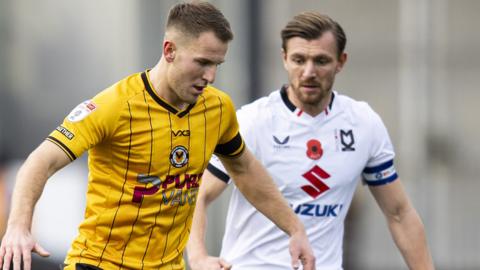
172, 130, 190, 137
273, 135, 290, 145
301, 165, 331, 199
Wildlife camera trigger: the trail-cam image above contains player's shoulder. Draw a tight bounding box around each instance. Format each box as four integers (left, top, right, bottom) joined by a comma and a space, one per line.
66, 72, 144, 123
237, 90, 281, 118
94, 71, 145, 106
201, 85, 238, 110
335, 91, 378, 120
202, 85, 232, 100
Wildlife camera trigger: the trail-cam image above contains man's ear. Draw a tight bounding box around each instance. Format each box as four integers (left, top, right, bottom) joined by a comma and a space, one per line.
163, 40, 176, 63
281, 48, 288, 70
336, 52, 348, 73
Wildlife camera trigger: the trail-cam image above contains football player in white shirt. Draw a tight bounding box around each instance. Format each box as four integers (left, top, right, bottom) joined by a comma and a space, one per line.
187, 12, 434, 270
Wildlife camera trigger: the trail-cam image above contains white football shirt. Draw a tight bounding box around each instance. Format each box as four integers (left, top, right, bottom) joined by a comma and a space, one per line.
208, 87, 398, 270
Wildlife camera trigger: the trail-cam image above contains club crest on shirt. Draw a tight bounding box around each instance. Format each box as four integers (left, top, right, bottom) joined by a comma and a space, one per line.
67, 100, 97, 122
170, 145, 189, 168
334, 129, 356, 152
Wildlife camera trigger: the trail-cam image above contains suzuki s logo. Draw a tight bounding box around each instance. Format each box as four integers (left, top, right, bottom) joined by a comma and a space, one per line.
301, 165, 331, 199
172, 130, 190, 137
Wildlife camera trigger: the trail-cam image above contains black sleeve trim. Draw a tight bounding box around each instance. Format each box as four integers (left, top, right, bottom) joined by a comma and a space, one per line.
46, 136, 77, 161
214, 132, 243, 157
207, 163, 230, 183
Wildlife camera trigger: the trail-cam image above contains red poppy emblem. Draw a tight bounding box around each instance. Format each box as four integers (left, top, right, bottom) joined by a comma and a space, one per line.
306, 139, 323, 160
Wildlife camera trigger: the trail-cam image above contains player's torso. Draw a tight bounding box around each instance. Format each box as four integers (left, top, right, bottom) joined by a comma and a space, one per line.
223, 90, 372, 269
251, 91, 370, 218
68, 75, 226, 269
257, 109, 368, 217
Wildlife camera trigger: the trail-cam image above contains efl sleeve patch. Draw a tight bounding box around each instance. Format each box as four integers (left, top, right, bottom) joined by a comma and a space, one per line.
67, 100, 97, 122
362, 160, 398, 186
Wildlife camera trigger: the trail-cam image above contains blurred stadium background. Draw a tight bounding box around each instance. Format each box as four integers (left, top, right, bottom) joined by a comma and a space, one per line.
1, 0, 479, 269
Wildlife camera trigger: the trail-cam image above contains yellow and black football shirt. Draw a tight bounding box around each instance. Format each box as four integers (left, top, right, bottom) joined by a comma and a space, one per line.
47, 71, 244, 270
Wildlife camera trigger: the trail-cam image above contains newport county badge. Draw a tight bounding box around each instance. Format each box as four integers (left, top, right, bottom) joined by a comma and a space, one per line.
170, 145, 189, 168
67, 100, 97, 122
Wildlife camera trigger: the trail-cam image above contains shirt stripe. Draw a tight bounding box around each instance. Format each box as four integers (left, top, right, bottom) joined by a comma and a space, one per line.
98, 101, 134, 267
120, 92, 154, 269
363, 160, 394, 173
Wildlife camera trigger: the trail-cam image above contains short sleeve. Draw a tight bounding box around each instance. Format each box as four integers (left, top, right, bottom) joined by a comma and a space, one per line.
46, 90, 121, 160
213, 94, 245, 158
362, 110, 398, 186
207, 101, 260, 184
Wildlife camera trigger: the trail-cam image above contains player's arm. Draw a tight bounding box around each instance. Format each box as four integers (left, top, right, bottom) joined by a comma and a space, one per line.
0, 140, 71, 270
219, 148, 315, 270
187, 169, 231, 270
369, 179, 434, 270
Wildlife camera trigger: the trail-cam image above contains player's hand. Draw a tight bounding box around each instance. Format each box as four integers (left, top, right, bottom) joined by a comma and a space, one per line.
289, 230, 316, 270
188, 255, 232, 270
0, 227, 50, 270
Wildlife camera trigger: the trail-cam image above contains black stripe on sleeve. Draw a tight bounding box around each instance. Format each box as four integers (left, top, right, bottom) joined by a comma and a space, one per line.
207, 163, 230, 183
214, 132, 243, 157
46, 136, 76, 161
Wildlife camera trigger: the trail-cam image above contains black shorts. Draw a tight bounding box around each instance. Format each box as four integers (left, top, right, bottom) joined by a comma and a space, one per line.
62, 263, 103, 270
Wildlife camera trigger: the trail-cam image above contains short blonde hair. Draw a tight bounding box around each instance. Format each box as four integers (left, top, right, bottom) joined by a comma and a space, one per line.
167, 2, 233, 42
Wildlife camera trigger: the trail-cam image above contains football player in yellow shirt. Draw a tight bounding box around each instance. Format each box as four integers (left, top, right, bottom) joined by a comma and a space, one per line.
0, 2, 315, 270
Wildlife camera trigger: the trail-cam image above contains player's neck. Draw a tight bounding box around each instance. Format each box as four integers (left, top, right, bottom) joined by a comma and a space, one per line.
287, 87, 332, 117
148, 64, 188, 110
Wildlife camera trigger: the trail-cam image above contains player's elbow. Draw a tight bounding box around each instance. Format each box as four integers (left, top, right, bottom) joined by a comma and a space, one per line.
384, 203, 410, 224
386, 204, 422, 229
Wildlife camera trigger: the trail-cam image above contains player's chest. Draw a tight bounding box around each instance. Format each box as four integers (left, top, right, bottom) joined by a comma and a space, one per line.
111, 110, 219, 171
255, 118, 370, 194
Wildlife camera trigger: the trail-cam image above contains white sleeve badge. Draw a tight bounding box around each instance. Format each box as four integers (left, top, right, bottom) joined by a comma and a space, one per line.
67, 100, 97, 122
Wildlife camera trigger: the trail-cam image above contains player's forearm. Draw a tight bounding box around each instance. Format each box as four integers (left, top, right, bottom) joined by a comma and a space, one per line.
8, 141, 71, 229
7, 150, 55, 229
188, 171, 228, 261
187, 200, 209, 261
389, 208, 434, 270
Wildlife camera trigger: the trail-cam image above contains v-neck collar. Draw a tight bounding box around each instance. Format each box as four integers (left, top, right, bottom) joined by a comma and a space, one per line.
280, 85, 335, 117
141, 71, 195, 118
